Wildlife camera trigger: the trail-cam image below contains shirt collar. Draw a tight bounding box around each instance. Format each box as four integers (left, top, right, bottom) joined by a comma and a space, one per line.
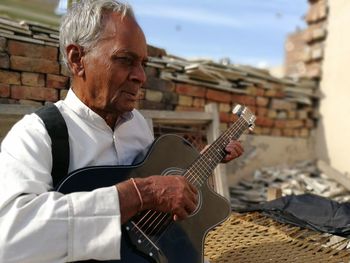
63, 89, 134, 130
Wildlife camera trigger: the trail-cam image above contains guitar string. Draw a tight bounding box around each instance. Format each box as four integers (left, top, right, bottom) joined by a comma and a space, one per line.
129, 118, 248, 250
148, 118, 249, 245
140, 119, 248, 250
135, 118, 248, 249
129, 117, 249, 250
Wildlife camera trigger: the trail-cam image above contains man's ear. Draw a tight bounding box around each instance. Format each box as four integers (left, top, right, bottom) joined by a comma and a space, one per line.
66, 44, 85, 77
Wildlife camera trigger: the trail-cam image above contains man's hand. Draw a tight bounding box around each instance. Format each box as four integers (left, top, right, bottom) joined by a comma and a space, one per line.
221, 140, 244, 163
201, 140, 244, 163
117, 175, 198, 223
144, 175, 198, 221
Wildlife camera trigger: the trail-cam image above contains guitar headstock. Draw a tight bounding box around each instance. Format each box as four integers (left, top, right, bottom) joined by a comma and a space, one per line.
232, 104, 256, 131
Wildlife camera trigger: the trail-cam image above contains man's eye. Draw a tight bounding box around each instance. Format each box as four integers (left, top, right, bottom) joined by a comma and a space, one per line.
114, 56, 134, 66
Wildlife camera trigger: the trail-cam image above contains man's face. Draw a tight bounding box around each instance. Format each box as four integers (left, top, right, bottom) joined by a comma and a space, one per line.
81, 12, 147, 116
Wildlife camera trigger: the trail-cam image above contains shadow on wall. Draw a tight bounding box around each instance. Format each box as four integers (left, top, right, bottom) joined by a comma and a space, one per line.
315, 115, 330, 165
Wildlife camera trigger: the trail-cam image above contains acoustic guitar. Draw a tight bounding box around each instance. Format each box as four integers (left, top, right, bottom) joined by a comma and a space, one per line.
56, 104, 256, 263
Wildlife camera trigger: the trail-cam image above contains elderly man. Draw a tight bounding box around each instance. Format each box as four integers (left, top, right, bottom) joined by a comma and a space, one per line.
0, 0, 243, 262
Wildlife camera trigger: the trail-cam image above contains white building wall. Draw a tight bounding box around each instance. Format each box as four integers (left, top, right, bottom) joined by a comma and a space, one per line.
316, 0, 350, 174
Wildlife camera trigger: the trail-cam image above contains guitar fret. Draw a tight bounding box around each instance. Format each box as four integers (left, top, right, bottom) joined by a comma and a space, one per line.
185, 117, 249, 186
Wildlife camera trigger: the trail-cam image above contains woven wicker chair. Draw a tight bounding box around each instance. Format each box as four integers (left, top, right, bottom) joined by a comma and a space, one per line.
204, 212, 350, 263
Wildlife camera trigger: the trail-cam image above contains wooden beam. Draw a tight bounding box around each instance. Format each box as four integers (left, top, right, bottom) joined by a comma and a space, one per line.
205, 103, 230, 201
140, 109, 213, 125
0, 104, 39, 116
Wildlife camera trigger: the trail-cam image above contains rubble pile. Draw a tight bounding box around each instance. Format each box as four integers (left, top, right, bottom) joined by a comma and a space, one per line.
230, 160, 350, 211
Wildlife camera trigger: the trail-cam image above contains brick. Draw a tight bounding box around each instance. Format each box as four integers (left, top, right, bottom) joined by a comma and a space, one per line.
60, 89, 69, 100
8, 40, 58, 60
297, 110, 308, 119
282, 128, 294, 137
288, 110, 297, 119
271, 99, 296, 111
255, 117, 274, 127
286, 120, 304, 128
0, 84, 10, 97
276, 111, 288, 119
305, 119, 315, 128
21, 72, 45, 87
231, 94, 256, 106
265, 89, 285, 98
206, 89, 231, 103
162, 92, 178, 105
305, 0, 328, 23
11, 85, 58, 102
178, 95, 193, 106
145, 89, 163, 102
0, 70, 21, 85
256, 107, 268, 117
0, 52, 9, 69
274, 120, 287, 129
246, 86, 258, 95
175, 83, 206, 98
143, 76, 175, 92
256, 96, 269, 107
46, 74, 69, 89
271, 128, 282, 136
246, 105, 256, 115
219, 103, 231, 112
0, 37, 6, 52
193, 97, 205, 108
220, 112, 232, 123
256, 88, 265, 96
261, 127, 271, 135
276, 119, 303, 129
267, 110, 277, 119
305, 62, 322, 79
11, 56, 60, 74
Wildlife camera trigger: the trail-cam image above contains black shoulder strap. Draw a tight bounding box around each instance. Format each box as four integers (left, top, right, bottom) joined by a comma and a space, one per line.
35, 104, 70, 188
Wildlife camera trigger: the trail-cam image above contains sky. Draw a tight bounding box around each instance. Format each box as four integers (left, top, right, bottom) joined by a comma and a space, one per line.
57, 0, 308, 68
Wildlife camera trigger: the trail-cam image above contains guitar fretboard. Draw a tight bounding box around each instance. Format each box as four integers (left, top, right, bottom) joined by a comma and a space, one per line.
184, 117, 248, 187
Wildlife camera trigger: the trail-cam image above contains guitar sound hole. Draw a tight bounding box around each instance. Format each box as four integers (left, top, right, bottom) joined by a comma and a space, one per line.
161, 167, 202, 216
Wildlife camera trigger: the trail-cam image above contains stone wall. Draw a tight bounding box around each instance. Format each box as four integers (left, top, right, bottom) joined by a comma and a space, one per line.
0, 15, 320, 140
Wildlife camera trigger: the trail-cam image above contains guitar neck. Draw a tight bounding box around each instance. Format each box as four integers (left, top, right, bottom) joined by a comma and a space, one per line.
184, 117, 248, 187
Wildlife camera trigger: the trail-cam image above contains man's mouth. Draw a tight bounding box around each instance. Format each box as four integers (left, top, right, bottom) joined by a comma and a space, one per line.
123, 90, 138, 99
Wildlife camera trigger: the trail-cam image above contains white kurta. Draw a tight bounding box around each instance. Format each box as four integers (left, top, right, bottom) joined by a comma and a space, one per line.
0, 89, 154, 262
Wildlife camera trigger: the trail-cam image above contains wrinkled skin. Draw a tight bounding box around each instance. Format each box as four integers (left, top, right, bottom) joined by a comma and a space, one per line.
67, 11, 244, 224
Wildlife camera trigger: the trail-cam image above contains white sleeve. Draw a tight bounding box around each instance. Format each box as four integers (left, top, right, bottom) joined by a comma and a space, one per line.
0, 114, 122, 262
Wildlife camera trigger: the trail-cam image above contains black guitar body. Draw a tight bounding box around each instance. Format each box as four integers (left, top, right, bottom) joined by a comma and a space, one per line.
56, 134, 230, 263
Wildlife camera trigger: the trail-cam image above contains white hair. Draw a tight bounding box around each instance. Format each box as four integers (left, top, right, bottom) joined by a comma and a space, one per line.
59, 0, 135, 68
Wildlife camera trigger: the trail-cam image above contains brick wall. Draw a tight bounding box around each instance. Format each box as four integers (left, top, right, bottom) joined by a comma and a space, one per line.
285, 0, 328, 80
0, 39, 69, 106
0, 17, 319, 139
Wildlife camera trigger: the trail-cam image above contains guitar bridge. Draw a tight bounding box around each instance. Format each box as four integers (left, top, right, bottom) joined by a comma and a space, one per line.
124, 220, 165, 261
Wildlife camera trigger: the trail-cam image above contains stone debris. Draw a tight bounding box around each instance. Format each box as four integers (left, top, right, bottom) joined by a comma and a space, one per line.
230, 160, 350, 211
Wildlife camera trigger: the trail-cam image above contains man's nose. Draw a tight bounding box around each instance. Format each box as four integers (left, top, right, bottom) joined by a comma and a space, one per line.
130, 63, 146, 84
